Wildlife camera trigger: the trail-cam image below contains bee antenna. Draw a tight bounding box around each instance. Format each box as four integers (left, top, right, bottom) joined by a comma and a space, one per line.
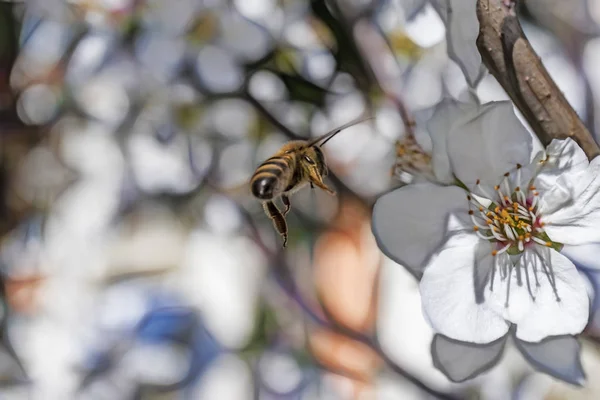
319, 129, 341, 147
308, 116, 373, 148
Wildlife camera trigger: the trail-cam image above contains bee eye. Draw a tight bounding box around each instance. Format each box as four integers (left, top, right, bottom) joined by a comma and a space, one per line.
304, 155, 315, 164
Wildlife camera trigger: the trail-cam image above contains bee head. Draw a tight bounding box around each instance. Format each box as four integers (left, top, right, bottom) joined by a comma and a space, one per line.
302, 145, 327, 177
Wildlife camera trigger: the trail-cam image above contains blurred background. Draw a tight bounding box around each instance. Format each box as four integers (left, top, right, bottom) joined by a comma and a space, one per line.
3, 0, 600, 399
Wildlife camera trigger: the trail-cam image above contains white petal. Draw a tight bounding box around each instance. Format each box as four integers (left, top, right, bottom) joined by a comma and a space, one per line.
486, 247, 589, 343
541, 156, 600, 245
561, 242, 600, 271
447, 101, 533, 188
534, 138, 589, 193
400, 0, 428, 19
427, 98, 463, 184
515, 335, 585, 386
420, 232, 509, 343
431, 334, 507, 382
372, 183, 469, 277
431, 0, 483, 86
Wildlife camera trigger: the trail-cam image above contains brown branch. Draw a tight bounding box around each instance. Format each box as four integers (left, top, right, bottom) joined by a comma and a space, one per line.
476, 0, 600, 160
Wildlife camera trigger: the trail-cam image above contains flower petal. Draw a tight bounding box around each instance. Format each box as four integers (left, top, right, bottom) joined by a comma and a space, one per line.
430, 0, 484, 86
372, 183, 469, 278
399, 0, 429, 19
515, 335, 585, 386
561, 242, 600, 271
431, 333, 507, 382
533, 138, 589, 193
486, 247, 589, 342
447, 101, 533, 188
420, 232, 509, 343
427, 98, 463, 184
540, 156, 600, 245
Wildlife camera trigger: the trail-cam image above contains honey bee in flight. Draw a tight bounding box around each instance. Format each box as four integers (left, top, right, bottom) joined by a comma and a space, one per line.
250, 117, 371, 247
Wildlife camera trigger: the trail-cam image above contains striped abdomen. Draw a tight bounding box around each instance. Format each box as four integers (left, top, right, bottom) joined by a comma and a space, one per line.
251, 155, 297, 200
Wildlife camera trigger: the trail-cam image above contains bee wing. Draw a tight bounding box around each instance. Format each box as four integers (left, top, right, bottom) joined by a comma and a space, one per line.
307, 115, 374, 147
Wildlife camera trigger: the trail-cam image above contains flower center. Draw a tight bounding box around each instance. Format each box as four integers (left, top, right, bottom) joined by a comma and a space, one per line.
466, 164, 563, 305
467, 166, 561, 255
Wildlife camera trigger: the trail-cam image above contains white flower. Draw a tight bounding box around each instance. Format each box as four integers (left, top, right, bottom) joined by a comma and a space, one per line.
400, 0, 483, 86
373, 100, 596, 345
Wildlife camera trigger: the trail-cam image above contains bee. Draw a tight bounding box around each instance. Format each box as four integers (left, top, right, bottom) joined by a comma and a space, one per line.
250, 117, 371, 247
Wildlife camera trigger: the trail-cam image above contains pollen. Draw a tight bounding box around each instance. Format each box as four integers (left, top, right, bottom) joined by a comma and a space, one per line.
491, 250, 498, 256
473, 226, 479, 231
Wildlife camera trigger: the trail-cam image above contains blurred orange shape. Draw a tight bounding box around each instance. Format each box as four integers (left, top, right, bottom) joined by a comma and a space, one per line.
4, 275, 45, 315
313, 199, 381, 332
309, 328, 381, 382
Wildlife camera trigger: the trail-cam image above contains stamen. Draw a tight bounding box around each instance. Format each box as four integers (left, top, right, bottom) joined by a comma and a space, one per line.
496, 243, 511, 255
518, 240, 524, 252
538, 251, 561, 302
531, 236, 547, 246
475, 230, 495, 240
502, 174, 511, 197
531, 196, 538, 210
505, 264, 513, 307
503, 224, 516, 241
470, 215, 488, 229
524, 266, 535, 301
476, 181, 496, 201
489, 261, 496, 291
495, 185, 507, 205
490, 228, 506, 241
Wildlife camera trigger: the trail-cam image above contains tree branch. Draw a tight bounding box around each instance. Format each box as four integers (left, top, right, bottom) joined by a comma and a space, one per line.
476, 0, 600, 159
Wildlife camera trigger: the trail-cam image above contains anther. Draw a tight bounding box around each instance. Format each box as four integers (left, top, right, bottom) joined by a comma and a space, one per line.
504, 172, 510, 177
491, 250, 498, 256
545, 241, 552, 247
468, 210, 474, 215
473, 226, 479, 231
516, 164, 522, 169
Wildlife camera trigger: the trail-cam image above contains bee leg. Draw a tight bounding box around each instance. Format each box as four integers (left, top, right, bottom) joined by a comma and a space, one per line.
310, 176, 336, 196
263, 201, 288, 247
282, 194, 291, 216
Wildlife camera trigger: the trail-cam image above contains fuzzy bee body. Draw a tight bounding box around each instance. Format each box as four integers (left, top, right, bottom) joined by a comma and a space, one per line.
250, 117, 370, 247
